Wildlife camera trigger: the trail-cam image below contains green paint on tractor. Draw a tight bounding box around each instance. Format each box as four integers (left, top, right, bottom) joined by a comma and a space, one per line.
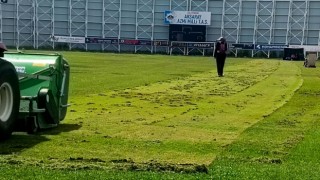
2, 52, 70, 135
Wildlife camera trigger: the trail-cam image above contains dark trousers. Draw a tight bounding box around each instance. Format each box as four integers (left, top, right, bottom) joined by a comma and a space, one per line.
215, 54, 226, 76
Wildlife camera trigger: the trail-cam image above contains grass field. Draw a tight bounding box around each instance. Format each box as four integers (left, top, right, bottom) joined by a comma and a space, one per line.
1, 51, 320, 179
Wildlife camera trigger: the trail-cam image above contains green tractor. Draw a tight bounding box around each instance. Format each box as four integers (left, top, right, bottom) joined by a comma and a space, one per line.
0, 43, 70, 140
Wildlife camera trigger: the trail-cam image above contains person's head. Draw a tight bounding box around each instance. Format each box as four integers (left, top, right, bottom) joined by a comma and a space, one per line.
0, 42, 7, 57
217, 37, 226, 43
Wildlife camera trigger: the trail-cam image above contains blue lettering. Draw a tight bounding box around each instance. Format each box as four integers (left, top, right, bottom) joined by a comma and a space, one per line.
177, 19, 186, 23
187, 19, 197, 24
199, 20, 208, 24
184, 14, 202, 19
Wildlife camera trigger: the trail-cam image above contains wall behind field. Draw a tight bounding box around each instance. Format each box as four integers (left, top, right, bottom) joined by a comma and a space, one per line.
0, 0, 319, 54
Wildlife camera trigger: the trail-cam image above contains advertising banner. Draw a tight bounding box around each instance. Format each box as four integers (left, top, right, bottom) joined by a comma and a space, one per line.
119, 39, 152, 45
164, 11, 211, 26
230, 43, 255, 50
171, 42, 188, 47
188, 42, 214, 48
85, 37, 118, 44
138, 40, 152, 46
255, 44, 288, 50
50, 35, 85, 44
153, 40, 169, 47
119, 39, 139, 45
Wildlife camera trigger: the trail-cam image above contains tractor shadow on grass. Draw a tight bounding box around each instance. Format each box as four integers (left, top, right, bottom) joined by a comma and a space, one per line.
0, 134, 49, 155
0, 123, 81, 154
37, 123, 82, 135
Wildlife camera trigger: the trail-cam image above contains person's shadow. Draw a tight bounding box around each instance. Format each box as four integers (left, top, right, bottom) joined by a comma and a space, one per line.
0, 123, 81, 154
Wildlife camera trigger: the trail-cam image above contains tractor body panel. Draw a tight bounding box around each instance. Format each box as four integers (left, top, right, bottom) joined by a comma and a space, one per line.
3, 52, 70, 132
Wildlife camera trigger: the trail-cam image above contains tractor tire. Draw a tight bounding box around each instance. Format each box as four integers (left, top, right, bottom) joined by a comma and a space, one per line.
0, 59, 20, 140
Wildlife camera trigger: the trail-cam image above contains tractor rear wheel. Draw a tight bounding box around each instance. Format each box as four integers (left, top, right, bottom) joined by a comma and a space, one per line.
0, 59, 20, 140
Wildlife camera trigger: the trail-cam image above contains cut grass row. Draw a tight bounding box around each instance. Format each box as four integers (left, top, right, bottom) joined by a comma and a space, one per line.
210, 65, 320, 179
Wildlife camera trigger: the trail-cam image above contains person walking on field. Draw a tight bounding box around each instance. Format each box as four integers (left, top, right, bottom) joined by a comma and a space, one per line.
214, 37, 228, 77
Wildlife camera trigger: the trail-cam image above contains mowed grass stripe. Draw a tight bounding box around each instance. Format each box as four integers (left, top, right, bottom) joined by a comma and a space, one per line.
65, 52, 226, 96
209, 62, 320, 179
